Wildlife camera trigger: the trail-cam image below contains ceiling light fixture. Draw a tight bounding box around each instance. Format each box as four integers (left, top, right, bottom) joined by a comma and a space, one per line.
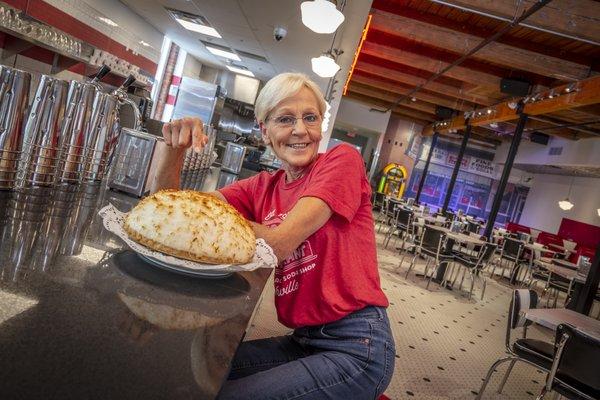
558, 176, 575, 211
311, 53, 340, 77
301, 0, 345, 34
206, 46, 241, 61
98, 17, 118, 27
176, 18, 221, 38
226, 65, 254, 77
139, 41, 152, 48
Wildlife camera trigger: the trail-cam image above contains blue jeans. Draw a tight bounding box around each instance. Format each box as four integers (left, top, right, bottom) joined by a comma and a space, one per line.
217, 306, 395, 400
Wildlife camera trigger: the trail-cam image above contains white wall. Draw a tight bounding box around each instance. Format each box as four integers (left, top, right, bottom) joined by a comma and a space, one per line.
182, 55, 202, 79
334, 98, 392, 133
519, 174, 600, 233
494, 136, 600, 168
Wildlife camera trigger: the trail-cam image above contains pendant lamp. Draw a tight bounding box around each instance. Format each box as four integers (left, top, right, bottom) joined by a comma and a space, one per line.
558, 177, 575, 211
301, 0, 345, 34
311, 53, 340, 77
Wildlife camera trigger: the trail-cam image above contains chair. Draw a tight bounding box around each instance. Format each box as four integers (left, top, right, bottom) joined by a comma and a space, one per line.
371, 191, 385, 212
525, 244, 552, 292
536, 324, 600, 400
444, 242, 497, 300
402, 225, 453, 289
476, 289, 555, 400
491, 237, 526, 283
376, 197, 395, 234
465, 220, 481, 235
545, 273, 573, 308
383, 207, 413, 251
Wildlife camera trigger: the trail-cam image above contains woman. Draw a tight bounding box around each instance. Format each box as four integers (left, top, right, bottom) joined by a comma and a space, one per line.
152, 72, 394, 400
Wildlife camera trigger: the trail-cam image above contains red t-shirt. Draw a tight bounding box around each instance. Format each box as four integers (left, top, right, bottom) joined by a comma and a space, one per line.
219, 144, 388, 328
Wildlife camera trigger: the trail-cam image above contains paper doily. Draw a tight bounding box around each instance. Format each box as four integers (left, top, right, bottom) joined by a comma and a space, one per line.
99, 204, 277, 272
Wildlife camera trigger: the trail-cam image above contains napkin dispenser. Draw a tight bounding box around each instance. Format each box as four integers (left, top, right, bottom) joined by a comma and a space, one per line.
107, 128, 158, 197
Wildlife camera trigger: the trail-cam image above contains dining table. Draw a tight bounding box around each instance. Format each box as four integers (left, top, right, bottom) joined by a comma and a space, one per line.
552, 258, 578, 270
547, 243, 573, 255
437, 227, 487, 246
537, 260, 582, 282
523, 308, 600, 340
428, 226, 487, 282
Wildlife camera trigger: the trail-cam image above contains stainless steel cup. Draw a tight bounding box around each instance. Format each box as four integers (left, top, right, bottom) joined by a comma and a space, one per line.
17, 74, 68, 188
0, 66, 31, 189
55, 80, 99, 184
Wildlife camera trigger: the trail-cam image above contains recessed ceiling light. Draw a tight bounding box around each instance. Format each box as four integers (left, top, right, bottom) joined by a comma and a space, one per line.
226, 65, 254, 77
98, 17, 118, 27
206, 45, 241, 61
175, 18, 221, 38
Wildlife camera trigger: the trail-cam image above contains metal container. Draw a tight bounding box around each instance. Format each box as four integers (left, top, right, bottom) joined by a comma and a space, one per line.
80, 77, 142, 182
107, 128, 159, 197
220, 142, 246, 174
0, 66, 31, 189
16, 74, 68, 187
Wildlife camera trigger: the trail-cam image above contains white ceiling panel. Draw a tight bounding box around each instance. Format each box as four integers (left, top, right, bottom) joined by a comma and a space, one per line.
119, 0, 372, 91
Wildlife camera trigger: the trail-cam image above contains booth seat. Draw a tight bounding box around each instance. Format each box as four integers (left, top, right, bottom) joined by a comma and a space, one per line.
506, 222, 531, 235
568, 245, 595, 264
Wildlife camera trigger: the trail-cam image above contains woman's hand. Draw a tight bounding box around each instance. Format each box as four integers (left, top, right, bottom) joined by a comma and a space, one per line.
161, 117, 209, 154
151, 117, 208, 192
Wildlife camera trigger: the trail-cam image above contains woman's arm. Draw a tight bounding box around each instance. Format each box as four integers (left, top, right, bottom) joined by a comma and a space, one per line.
251, 196, 332, 261
150, 117, 208, 193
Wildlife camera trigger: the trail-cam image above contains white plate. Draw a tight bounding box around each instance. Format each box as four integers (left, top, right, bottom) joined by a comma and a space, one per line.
137, 253, 233, 279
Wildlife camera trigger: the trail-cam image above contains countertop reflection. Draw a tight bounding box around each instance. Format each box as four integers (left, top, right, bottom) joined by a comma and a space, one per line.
0, 183, 271, 400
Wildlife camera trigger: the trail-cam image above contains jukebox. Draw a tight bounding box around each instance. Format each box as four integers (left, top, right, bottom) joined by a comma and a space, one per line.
377, 163, 407, 199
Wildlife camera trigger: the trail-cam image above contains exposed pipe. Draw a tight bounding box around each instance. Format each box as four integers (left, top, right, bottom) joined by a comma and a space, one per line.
384, 0, 554, 112
428, 0, 600, 47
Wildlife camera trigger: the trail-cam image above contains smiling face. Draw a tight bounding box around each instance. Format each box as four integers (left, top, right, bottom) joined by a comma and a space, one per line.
260, 87, 323, 181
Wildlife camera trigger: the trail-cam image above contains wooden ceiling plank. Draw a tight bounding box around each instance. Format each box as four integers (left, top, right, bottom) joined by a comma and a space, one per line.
348, 83, 439, 115
356, 61, 495, 105
439, 0, 600, 46
421, 74, 600, 136
371, 9, 590, 80
362, 41, 500, 88
351, 73, 476, 112
345, 90, 436, 122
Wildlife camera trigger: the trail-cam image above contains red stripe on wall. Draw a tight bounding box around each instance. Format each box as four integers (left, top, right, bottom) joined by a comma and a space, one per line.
20, 46, 55, 64
171, 75, 182, 85
166, 94, 176, 105
23, 0, 157, 74
2, 0, 28, 10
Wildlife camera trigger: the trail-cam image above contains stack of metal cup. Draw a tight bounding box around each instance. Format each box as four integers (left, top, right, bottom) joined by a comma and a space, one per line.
0, 65, 141, 275
180, 125, 216, 190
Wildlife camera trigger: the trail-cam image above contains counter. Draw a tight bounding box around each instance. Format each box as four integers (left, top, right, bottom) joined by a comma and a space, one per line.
0, 184, 272, 400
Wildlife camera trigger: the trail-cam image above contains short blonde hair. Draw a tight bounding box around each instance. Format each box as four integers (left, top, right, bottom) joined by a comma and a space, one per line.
254, 72, 327, 123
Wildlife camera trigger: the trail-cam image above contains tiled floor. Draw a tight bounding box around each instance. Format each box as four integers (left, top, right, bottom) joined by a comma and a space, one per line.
245, 230, 559, 400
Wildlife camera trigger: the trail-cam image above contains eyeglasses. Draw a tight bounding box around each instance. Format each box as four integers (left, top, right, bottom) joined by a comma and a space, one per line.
267, 113, 322, 129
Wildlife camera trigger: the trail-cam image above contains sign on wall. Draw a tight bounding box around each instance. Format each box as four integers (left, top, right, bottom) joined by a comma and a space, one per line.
420, 146, 495, 178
